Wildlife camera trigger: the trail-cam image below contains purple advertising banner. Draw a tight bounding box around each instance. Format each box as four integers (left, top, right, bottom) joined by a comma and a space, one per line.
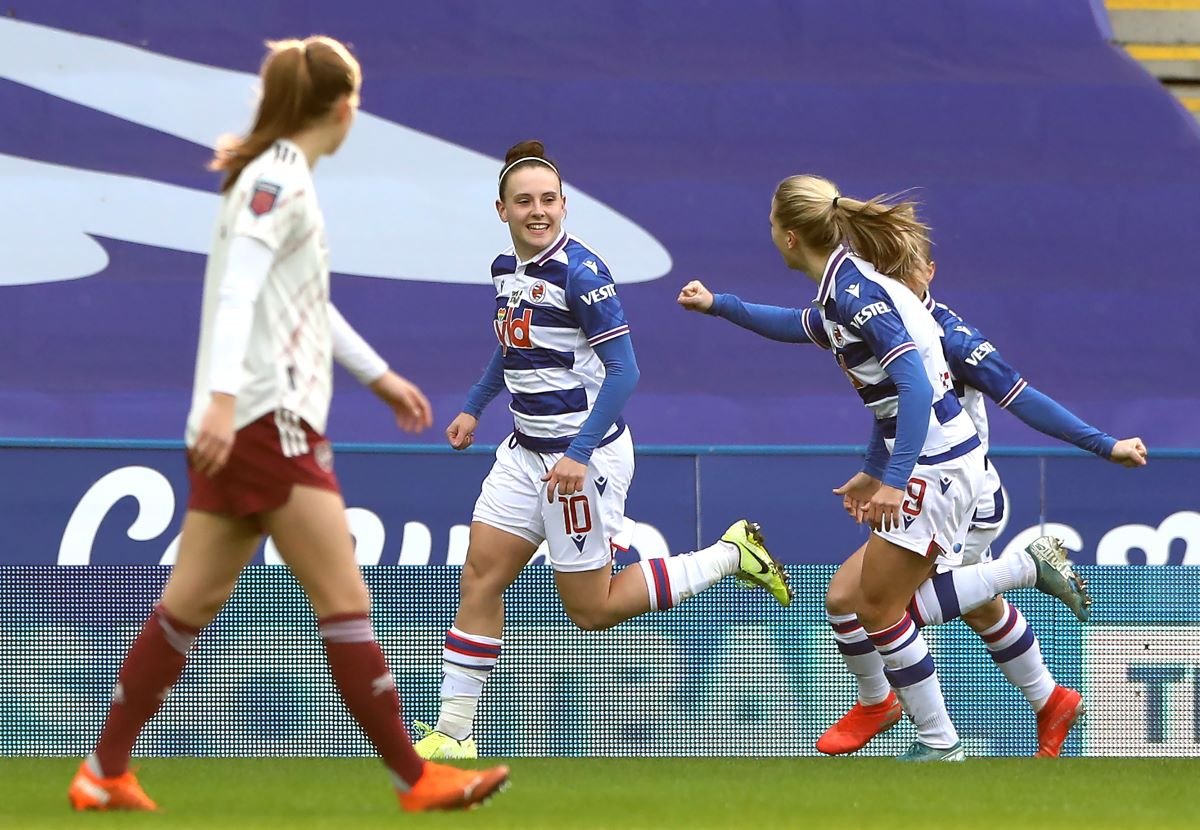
0, 2, 1197, 452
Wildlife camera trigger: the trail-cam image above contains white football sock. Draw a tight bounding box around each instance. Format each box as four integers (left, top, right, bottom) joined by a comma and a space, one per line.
639, 541, 739, 610
436, 626, 501, 740
827, 612, 891, 705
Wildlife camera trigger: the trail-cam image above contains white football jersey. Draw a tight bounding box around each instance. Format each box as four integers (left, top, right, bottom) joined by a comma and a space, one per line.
186, 139, 333, 444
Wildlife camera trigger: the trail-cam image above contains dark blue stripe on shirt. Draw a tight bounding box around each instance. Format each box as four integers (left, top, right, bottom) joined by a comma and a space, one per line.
503, 347, 576, 371
858, 378, 899, 405
879, 389, 964, 439
524, 259, 569, 285
511, 388, 588, 416
490, 255, 517, 277
838, 341, 875, 369
530, 307, 576, 329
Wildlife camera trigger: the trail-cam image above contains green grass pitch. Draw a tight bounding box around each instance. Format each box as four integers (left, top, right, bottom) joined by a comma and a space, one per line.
5, 757, 1198, 829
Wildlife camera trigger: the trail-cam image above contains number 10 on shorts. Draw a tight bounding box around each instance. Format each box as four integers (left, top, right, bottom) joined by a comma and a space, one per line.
559, 495, 593, 535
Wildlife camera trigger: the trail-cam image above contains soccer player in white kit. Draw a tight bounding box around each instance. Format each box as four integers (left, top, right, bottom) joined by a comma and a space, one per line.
680, 248, 1146, 757
681, 174, 1092, 760
412, 140, 792, 760
68, 36, 508, 813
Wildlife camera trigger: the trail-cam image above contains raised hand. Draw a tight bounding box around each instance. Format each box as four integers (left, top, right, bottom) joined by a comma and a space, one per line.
677, 280, 715, 313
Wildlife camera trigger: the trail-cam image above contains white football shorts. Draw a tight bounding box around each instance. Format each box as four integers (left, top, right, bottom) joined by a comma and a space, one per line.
875, 442, 986, 569
473, 428, 635, 572
950, 456, 1006, 568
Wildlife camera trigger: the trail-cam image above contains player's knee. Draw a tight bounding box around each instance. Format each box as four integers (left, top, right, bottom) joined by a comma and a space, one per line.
564, 606, 614, 632
855, 587, 905, 629
459, 558, 508, 605
825, 581, 857, 616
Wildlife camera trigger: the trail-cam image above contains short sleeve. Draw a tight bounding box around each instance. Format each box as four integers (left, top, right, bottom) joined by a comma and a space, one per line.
228, 174, 303, 252
937, 308, 1025, 407
834, 282, 916, 368
566, 259, 630, 346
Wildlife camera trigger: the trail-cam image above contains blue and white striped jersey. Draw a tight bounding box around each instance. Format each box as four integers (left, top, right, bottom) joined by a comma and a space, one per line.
491, 231, 630, 447
924, 293, 1025, 523
811, 245, 977, 457
923, 292, 1025, 455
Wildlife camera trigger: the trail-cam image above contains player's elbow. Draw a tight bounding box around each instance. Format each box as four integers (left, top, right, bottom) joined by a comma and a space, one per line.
626, 361, 641, 390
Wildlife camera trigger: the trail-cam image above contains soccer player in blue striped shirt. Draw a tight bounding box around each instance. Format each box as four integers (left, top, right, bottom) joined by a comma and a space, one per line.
680, 197, 1144, 759
413, 140, 791, 760
679, 174, 1094, 760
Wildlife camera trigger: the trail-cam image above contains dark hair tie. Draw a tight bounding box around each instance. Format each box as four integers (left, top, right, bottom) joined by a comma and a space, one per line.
832, 196, 840, 210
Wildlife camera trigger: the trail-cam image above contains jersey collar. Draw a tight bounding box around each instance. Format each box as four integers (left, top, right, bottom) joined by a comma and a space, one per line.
815, 243, 851, 305
516, 230, 569, 269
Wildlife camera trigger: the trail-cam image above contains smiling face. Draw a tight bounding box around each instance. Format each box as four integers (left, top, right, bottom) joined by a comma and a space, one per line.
496, 165, 566, 261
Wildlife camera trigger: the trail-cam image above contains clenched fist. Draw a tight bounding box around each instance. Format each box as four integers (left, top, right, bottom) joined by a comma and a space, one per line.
677, 280, 715, 313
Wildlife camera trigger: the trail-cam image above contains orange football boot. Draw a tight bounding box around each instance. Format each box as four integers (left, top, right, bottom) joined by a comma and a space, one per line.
1035, 685, 1085, 758
398, 761, 509, 812
817, 691, 904, 755
68, 761, 158, 811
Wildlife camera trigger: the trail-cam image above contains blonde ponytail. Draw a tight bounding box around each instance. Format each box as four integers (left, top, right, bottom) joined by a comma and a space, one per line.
774, 175, 930, 279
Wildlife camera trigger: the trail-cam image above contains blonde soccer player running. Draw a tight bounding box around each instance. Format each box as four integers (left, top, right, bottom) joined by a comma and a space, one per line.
680, 176, 1094, 760
681, 240, 1145, 758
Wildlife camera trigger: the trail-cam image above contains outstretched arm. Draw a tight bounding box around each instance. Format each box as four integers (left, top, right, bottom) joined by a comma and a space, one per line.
936, 308, 1146, 466
1005, 386, 1146, 466
678, 280, 826, 345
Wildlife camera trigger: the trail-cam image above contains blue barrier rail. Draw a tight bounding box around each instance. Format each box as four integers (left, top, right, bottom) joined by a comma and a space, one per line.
3, 438, 1199, 458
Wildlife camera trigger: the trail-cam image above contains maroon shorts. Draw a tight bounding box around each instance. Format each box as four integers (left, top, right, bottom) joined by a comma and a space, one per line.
187, 411, 339, 518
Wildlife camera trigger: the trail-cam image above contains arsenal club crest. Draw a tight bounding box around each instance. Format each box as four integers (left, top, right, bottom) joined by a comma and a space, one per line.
249, 181, 282, 216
